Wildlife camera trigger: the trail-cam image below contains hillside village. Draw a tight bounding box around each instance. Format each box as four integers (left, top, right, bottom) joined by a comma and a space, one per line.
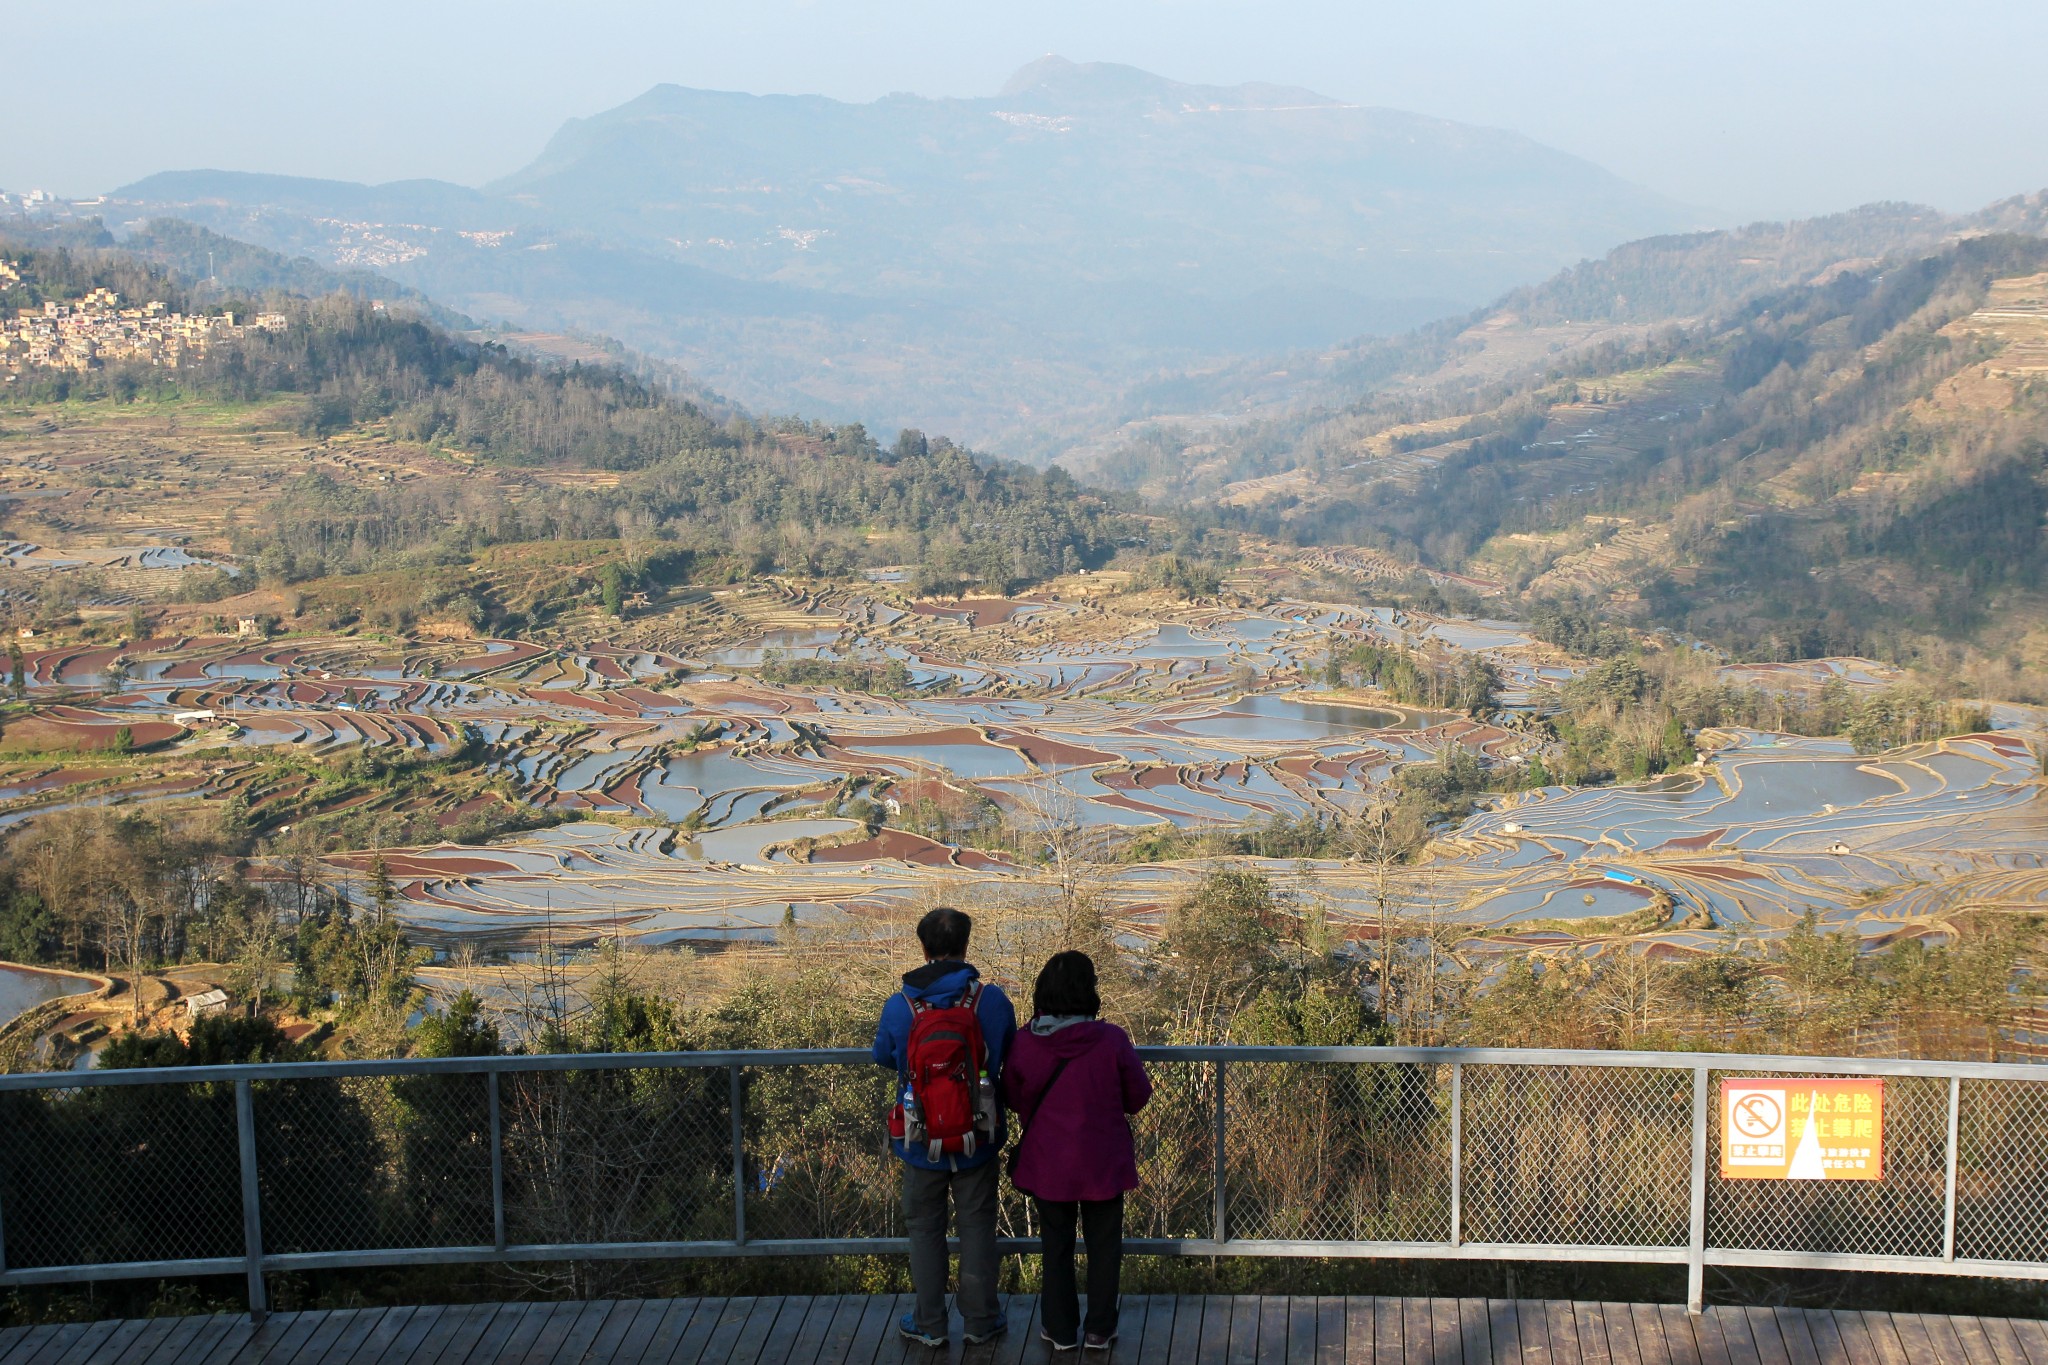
0, 260, 284, 372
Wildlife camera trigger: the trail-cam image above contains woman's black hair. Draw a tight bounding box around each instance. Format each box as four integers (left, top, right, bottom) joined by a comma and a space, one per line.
1032, 950, 1101, 1018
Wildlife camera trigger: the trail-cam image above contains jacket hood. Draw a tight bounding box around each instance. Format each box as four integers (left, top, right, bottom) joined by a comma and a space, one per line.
900, 958, 981, 1003
1024, 1017, 1117, 1056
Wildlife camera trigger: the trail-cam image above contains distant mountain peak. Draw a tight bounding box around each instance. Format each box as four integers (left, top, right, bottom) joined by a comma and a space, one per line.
995, 55, 1333, 110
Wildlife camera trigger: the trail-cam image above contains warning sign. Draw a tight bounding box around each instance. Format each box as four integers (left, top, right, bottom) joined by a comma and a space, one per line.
1721, 1079, 1883, 1180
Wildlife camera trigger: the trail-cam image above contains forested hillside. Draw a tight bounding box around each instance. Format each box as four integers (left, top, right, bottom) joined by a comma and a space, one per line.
0, 238, 1125, 592
1073, 203, 2048, 695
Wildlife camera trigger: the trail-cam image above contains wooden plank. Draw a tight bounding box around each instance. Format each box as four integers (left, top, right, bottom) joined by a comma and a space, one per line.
20, 1322, 107, 1365
1283, 1297, 1317, 1365
733, 1297, 807, 1365
547, 1302, 624, 1365
1314, 1298, 1347, 1365
1628, 1305, 1671, 1365
1654, 1307, 1701, 1365
198, 1315, 263, 1365
1573, 1305, 1615, 1365
1742, 1308, 1793, 1365
1999, 1319, 2048, 1365
133, 1320, 203, 1365
134, 1313, 228, 1365
1979, 1319, 2037, 1365
1766, 1310, 1819, 1365
781, 1297, 848, 1365
1823, 1313, 1879, 1365
462, 1305, 552, 1365
215, 1312, 302, 1365
70, 1319, 158, 1365
1908, 1315, 1978, 1365
97, 1320, 179, 1365
1165, 1296, 1204, 1365
1107, 1296, 1148, 1360
1374, 1299, 1404, 1365
1602, 1305, 1645, 1365
1484, 1301, 1521, 1365
1708, 1307, 1764, 1365
1942, 1317, 2001, 1365
1239, 1297, 1274, 1365
507, 1303, 582, 1365
989, 1294, 1038, 1365
1850, 1313, 1911, 1365
1194, 1295, 1232, 1365
0, 1327, 47, 1365
0, 1327, 64, 1365
694, 1299, 765, 1365
402, 1307, 475, 1365
1226, 1294, 1261, 1365
618, 1301, 695, 1365
423, 1304, 514, 1365
1798, 1311, 1850, 1365
1883, 1315, 1939, 1365
669, 1297, 741, 1365
831, 1295, 898, 1365
288, 1309, 385, 1365
576, 1303, 649, 1365
1517, 1303, 1554, 1365
1542, 1303, 1583, 1365
1458, 1300, 1492, 1365
1431, 1300, 1466, 1365
286, 1310, 368, 1365
380, 1304, 469, 1365
1689, 1310, 1735, 1365
1133, 1295, 1177, 1365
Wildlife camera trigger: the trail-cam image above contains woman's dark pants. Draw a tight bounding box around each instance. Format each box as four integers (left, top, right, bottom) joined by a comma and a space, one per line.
1035, 1194, 1124, 1343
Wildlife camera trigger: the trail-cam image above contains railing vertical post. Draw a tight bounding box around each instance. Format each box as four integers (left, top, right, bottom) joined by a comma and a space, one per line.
730, 1063, 747, 1246
1449, 1062, 1463, 1249
234, 1078, 267, 1321
487, 1071, 506, 1253
1687, 1066, 1709, 1314
1212, 1059, 1228, 1245
1943, 1074, 1961, 1263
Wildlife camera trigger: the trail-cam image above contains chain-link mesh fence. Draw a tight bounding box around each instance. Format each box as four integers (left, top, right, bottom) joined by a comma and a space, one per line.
1226, 1061, 1450, 1242
1708, 1071, 1949, 1258
498, 1065, 732, 1247
257, 1073, 495, 1255
0, 1082, 243, 1269
741, 1064, 898, 1241
1957, 1077, 2048, 1263
8, 1052, 2048, 1282
1462, 1064, 1692, 1247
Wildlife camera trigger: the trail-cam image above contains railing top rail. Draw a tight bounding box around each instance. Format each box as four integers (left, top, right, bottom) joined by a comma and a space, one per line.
4, 1043, 2046, 1093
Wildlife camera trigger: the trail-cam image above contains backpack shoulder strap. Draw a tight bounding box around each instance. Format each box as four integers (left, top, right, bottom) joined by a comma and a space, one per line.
959, 979, 983, 1011
903, 987, 929, 1016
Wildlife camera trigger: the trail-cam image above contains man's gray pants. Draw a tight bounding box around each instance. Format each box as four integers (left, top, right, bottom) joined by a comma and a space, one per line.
902, 1160, 1001, 1337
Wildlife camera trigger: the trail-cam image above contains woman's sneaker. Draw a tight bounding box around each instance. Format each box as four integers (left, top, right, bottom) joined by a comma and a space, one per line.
1084, 1330, 1118, 1351
1040, 1327, 1080, 1352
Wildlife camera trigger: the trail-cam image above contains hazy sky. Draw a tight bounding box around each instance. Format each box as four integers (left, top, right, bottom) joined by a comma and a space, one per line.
12, 0, 2048, 223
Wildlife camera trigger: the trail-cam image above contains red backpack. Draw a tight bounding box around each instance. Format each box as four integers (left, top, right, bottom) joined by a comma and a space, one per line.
889, 980, 998, 1161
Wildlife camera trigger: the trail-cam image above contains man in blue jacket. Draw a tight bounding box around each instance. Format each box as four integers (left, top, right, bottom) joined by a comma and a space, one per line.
873, 906, 1017, 1348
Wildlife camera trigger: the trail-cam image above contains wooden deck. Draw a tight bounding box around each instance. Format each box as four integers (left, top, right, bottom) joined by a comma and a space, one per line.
1, 1294, 2041, 1365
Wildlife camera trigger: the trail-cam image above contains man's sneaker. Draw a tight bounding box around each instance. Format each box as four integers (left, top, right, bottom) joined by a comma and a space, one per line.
1040, 1327, 1080, 1352
964, 1318, 1009, 1345
1084, 1330, 1118, 1350
897, 1313, 946, 1348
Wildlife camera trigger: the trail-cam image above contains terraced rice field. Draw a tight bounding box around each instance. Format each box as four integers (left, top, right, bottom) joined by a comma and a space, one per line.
3, 579, 2036, 963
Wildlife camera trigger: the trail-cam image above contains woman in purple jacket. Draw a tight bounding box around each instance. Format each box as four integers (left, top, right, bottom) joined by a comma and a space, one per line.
1003, 951, 1153, 1352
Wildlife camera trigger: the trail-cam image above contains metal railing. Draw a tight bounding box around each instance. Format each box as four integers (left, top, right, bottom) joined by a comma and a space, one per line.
5, 1045, 2048, 1318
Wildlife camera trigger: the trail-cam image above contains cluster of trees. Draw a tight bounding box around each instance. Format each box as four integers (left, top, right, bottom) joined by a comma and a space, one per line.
1322, 638, 1500, 715
1533, 647, 1991, 784
0, 805, 422, 1039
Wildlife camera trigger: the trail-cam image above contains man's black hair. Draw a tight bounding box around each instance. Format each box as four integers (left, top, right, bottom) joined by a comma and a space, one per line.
916, 906, 973, 959
1032, 950, 1101, 1018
